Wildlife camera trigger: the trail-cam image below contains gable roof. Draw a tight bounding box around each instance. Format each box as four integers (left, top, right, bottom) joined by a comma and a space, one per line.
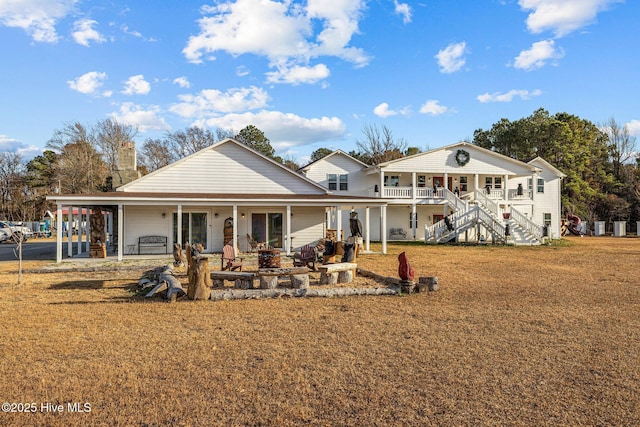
119, 138, 329, 195
372, 142, 539, 173
528, 157, 566, 178
298, 149, 369, 172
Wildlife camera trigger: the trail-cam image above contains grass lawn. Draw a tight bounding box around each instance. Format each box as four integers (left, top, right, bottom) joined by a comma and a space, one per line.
0, 237, 639, 426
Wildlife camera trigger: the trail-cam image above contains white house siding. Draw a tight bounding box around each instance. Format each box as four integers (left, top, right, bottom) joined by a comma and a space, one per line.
380, 145, 535, 177
124, 205, 175, 253
290, 206, 326, 250
303, 153, 369, 196
529, 165, 563, 239
122, 141, 325, 195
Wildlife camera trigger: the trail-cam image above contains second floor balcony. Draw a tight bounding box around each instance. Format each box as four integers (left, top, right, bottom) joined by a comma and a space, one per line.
379, 185, 534, 201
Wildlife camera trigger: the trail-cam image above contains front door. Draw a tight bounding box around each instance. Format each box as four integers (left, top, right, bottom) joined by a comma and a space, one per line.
251, 212, 283, 249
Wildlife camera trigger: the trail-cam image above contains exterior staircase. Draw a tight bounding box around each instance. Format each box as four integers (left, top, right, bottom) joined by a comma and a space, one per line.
424, 189, 544, 245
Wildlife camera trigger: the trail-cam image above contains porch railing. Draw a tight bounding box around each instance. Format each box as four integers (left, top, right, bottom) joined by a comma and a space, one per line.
509, 207, 544, 240
383, 186, 412, 198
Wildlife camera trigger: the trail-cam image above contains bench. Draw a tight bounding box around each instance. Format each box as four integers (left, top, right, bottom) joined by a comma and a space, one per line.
138, 236, 168, 255
318, 262, 357, 285
211, 271, 256, 289
257, 267, 310, 289
389, 228, 407, 240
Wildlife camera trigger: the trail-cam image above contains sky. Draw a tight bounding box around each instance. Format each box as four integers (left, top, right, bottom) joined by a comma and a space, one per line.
1, 0, 639, 165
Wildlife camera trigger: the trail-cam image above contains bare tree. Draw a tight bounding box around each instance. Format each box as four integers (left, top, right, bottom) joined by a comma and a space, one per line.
603, 117, 637, 180
95, 119, 139, 171
46, 121, 96, 153
139, 138, 176, 172
356, 124, 407, 165
0, 152, 24, 219
167, 127, 217, 159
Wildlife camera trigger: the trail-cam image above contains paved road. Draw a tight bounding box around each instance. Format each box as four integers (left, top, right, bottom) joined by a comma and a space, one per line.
0, 239, 75, 261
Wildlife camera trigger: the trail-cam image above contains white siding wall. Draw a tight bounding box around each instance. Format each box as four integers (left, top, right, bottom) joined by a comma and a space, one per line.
123, 142, 325, 195
124, 206, 174, 253
304, 154, 370, 196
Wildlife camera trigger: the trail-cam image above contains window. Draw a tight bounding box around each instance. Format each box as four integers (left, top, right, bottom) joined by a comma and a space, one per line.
537, 178, 545, 193
409, 212, 418, 228
328, 174, 348, 191
494, 177, 502, 189
544, 213, 551, 227
485, 177, 493, 188
328, 174, 337, 190
459, 176, 468, 192
339, 174, 348, 191
384, 175, 400, 187
527, 178, 533, 191
417, 175, 426, 188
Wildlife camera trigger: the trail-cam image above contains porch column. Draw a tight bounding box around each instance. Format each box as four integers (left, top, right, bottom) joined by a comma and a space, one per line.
474, 174, 479, 193
412, 204, 417, 240
336, 207, 342, 242
444, 173, 449, 190
56, 204, 63, 263
117, 204, 123, 262
177, 204, 183, 247
504, 174, 508, 200
286, 205, 292, 256
67, 206, 73, 258
381, 205, 387, 254
379, 170, 384, 198
411, 172, 416, 199
365, 207, 370, 252
107, 210, 113, 244
232, 205, 238, 250
77, 207, 83, 255
85, 208, 91, 253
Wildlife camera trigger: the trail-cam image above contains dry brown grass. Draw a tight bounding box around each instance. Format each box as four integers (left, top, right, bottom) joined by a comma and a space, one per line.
0, 237, 639, 426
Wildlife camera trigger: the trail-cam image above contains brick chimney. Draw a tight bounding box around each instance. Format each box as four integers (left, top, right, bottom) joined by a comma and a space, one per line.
112, 141, 141, 188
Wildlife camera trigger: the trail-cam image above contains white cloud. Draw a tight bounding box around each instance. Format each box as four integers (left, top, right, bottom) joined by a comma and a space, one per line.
67, 71, 108, 95
72, 19, 105, 46
266, 63, 330, 85
519, 0, 622, 37
513, 39, 564, 71
373, 103, 397, 118
122, 75, 151, 95
419, 100, 450, 116
201, 110, 346, 150
182, 0, 369, 85
173, 76, 190, 88
394, 1, 412, 24
0, 0, 77, 42
477, 89, 542, 103
435, 41, 468, 74
0, 135, 42, 159
626, 120, 640, 136
170, 86, 269, 118
109, 103, 170, 132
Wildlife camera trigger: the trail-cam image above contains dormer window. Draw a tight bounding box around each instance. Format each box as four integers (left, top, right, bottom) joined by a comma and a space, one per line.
328, 174, 348, 191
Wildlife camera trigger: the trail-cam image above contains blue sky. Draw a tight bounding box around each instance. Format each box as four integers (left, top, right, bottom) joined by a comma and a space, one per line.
1, 0, 638, 164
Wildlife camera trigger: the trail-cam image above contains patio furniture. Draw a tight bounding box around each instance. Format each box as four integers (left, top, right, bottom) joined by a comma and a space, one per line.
221, 243, 244, 271
246, 234, 259, 252
389, 228, 407, 240
293, 244, 317, 271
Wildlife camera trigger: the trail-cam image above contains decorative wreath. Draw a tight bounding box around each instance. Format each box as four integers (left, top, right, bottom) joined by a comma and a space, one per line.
455, 149, 470, 167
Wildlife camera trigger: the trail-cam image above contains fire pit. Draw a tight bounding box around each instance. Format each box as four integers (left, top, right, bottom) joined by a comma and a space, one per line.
258, 249, 280, 268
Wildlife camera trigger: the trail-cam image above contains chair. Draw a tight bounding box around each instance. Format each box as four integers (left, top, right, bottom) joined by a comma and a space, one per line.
247, 234, 259, 253
293, 244, 317, 270
221, 243, 244, 271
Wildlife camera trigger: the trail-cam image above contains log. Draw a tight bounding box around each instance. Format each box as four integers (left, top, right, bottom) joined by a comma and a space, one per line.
210, 286, 401, 301
259, 275, 279, 289
418, 276, 439, 292
357, 268, 401, 286
290, 274, 309, 289
188, 256, 212, 300
320, 272, 338, 285
235, 278, 254, 289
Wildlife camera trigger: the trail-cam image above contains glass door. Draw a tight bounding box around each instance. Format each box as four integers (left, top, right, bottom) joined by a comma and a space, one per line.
173, 212, 208, 248
251, 212, 283, 249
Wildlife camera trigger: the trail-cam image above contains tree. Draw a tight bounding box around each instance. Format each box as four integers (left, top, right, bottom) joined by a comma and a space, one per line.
57, 142, 108, 194
95, 119, 139, 171
139, 138, 175, 172
472, 109, 614, 220
355, 124, 407, 165
602, 117, 637, 181
0, 152, 25, 219
167, 126, 217, 159
310, 148, 333, 162
25, 150, 58, 217
235, 125, 275, 158
405, 146, 421, 156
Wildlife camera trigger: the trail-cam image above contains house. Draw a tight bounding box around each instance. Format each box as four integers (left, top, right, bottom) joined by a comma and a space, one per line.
300, 142, 565, 245
47, 138, 385, 262
47, 139, 564, 263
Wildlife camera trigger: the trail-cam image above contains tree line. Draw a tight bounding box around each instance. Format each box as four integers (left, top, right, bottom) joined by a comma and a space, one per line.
1, 110, 637, 225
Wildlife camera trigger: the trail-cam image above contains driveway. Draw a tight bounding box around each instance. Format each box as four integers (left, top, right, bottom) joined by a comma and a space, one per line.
0, 238, 78, 261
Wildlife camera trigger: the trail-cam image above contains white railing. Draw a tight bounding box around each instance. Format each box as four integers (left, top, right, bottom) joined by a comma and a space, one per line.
383, 186, 412, 198
507, 189, 533, 200
444, 188, 467, 212
424, 205, 506, 244
509, 207, 543, 240
474, 190, 499, 217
